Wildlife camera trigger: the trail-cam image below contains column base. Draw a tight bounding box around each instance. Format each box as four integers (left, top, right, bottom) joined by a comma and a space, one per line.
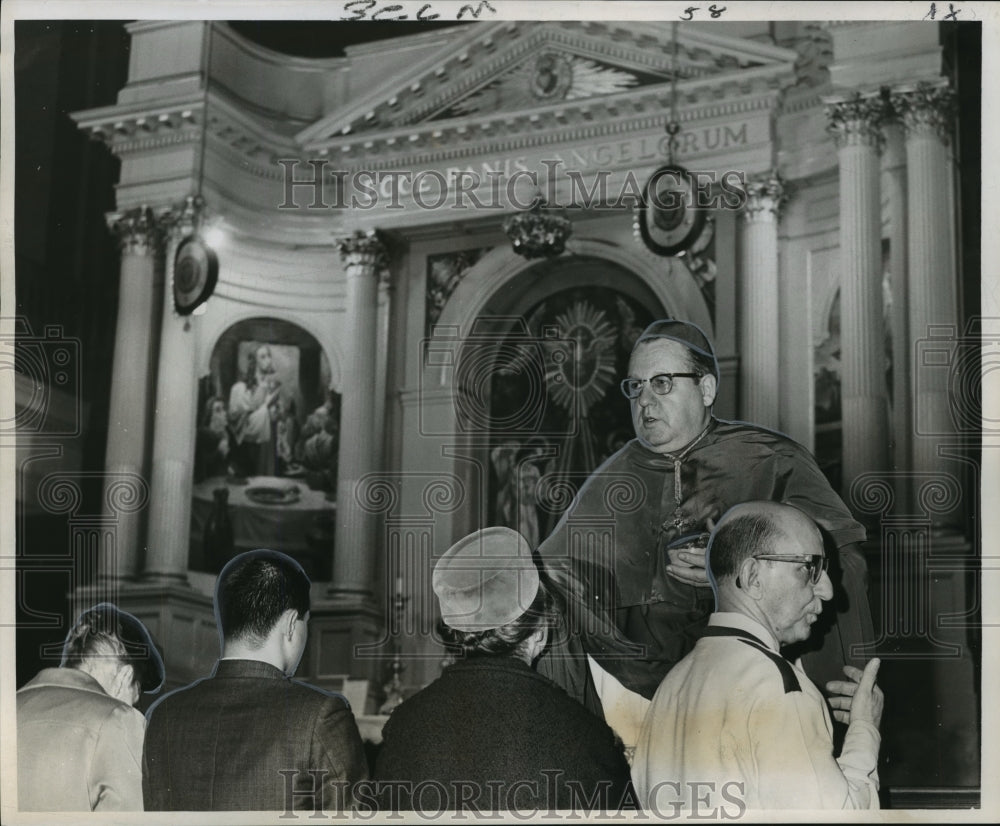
139, 570, 191, 586
325, 584, 374, 604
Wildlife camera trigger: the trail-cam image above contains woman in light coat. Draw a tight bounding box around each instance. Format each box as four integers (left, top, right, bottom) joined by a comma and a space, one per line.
16, 603, 164, 811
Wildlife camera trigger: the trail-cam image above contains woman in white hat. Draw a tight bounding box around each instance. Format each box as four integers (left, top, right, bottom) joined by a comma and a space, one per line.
373, 527, 632, 814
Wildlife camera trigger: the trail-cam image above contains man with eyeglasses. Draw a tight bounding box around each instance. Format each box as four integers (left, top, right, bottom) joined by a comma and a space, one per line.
536, 319, 873, 754
632, 501, 883, 810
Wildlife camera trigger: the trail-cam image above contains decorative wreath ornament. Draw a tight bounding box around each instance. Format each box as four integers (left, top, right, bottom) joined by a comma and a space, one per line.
173, 235, 219, 316
636, 164, 707, 257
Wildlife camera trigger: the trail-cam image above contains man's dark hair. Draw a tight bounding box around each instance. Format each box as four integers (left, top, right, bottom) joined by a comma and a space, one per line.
708, 511, 784, 582
215, 550, 311, 646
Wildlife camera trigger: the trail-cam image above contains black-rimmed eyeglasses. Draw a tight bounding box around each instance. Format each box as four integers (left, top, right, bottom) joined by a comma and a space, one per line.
753, 554, 829, 585
620, 373, 700, 400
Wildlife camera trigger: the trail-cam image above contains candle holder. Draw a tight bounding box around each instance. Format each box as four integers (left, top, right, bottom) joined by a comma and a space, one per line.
379, 584, 407, 714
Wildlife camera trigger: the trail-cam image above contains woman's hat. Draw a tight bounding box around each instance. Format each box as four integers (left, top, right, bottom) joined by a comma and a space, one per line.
432, 527, 539, 632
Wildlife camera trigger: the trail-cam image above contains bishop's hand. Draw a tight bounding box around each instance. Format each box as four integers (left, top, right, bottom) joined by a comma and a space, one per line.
664, 519, 715, 587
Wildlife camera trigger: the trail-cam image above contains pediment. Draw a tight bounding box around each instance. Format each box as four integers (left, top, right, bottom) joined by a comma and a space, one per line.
296, 22, 799, 148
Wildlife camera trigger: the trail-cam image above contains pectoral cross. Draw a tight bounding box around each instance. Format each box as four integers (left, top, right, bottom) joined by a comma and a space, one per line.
669, 508, 690, 533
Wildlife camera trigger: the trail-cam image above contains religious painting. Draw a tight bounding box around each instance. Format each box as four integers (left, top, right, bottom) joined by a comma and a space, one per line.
189, 317, 339, 578
484, 288, 654, 542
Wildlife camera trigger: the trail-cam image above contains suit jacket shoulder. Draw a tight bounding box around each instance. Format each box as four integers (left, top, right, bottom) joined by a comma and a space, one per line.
143, 660, 367, 812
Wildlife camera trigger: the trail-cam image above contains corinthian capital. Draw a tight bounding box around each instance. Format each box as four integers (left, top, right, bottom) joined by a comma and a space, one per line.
107, 206, 168, 256
743, 174, 787, 223
154, 195, 212, 243
890, 81, 957, 145
825, 91, 888, 150
337, 229, 389, 276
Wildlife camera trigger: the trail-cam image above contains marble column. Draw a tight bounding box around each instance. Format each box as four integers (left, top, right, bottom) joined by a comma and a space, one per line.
827, 94, 890, 493
101, 207, 166, 580
739, 175, 785, 431
373, 268, 394, 483
882, 122, 911, 504
892, 82, 959, 481
330, 230, 388, 601
142, 203, 202, 583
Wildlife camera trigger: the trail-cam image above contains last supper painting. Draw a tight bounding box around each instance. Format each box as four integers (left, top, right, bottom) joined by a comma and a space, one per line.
190, 317, 339, 578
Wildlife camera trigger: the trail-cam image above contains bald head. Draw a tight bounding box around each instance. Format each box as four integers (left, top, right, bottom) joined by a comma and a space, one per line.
708, 501, 831, 645
708, 501, 823, 589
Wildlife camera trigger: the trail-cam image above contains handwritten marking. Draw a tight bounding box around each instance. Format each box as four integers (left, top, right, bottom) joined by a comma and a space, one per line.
680, 5, 727, 20
925, 2, 962, 20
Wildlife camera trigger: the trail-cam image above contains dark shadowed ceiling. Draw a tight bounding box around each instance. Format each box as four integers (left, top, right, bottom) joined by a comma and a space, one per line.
227, 21, 466, 58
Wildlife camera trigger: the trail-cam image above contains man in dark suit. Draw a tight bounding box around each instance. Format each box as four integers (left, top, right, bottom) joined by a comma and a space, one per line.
142, 549, 368, 812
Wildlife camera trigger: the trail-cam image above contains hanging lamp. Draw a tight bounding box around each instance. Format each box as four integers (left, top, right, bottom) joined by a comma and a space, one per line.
636, 23, 706, 257
174, 22, 219, 316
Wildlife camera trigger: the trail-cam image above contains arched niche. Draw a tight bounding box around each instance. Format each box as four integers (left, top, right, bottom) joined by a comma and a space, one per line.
189, 316, 340, 580
421, 241, 707, 543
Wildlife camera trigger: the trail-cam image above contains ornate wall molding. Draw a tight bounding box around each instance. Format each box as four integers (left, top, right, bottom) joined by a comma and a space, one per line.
425, 247, 493, 334
318, 83, 784, 165
78, 56, 788, 194
788, 22, 833, 90
319, 91, 781, 178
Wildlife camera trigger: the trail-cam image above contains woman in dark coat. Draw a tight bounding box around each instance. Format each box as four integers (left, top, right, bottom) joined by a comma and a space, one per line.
373, 527, 632, 815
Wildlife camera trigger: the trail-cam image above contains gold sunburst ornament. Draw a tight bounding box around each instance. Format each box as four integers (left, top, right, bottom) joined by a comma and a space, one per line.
543, 302, 618, 414
498, 301, 618, 415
